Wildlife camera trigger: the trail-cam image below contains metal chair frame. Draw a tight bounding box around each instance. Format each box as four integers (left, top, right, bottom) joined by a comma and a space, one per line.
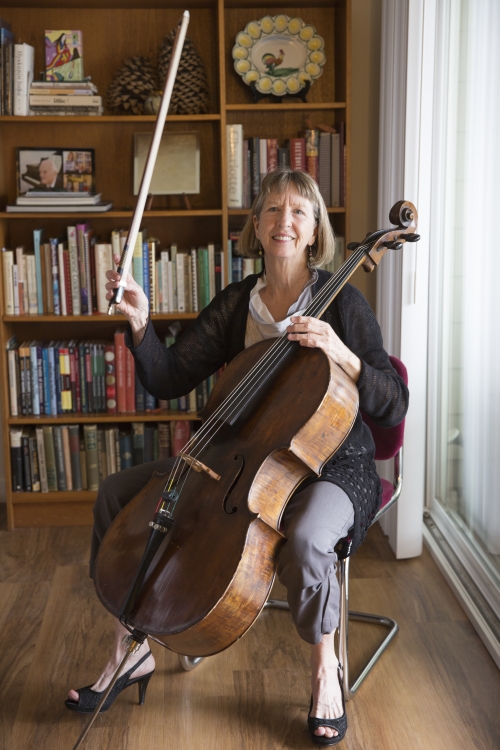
179, 444, 403, 700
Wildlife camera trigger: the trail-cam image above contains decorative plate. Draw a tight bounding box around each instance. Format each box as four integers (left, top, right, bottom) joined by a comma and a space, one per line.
232, 15, 326, 97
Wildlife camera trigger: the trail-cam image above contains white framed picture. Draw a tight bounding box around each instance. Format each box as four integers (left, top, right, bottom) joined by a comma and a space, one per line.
133, 131, 200, 195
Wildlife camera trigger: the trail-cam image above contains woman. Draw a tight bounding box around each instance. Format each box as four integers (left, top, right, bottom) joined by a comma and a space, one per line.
66, 168, 408, 745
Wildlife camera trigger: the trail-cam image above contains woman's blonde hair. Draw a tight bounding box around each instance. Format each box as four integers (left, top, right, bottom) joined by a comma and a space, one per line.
236, 167, 335, 268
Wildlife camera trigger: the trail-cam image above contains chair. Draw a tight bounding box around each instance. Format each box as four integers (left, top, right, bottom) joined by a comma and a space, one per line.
180, 356, 408, 699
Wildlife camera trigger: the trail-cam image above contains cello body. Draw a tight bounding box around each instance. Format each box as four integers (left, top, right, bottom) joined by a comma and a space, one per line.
95, 338, 358, 657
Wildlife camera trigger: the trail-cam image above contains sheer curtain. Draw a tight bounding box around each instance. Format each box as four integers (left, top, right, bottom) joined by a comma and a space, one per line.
458, 1, 500, 556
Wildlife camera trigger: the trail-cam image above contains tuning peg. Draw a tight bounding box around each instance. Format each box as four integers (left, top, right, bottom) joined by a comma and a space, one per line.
400, 233, 420, 242
385, 241, 403, 250
347, 242, 360, 250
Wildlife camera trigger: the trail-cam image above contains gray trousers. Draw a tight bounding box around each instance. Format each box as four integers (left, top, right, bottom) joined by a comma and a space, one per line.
90, 459, 354, 646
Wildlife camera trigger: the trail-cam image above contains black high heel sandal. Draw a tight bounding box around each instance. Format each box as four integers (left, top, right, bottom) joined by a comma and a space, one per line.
307, 666, 347, 746
65, 650, 154, 714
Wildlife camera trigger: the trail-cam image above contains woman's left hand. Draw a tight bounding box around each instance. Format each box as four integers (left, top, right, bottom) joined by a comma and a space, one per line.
287, 316, 362, 383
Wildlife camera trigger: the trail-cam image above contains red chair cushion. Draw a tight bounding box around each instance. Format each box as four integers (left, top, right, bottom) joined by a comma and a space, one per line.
361, 356, 408, 461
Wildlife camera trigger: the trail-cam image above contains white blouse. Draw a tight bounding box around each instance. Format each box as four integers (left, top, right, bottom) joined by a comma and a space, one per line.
244, 269, 318, 348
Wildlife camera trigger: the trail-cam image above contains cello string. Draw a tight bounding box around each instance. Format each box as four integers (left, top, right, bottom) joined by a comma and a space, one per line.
164, 243, 370, 482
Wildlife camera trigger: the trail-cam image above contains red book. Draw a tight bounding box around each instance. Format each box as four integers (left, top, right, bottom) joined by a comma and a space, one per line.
104, 343, 117, 414
171, 420, 192, 457
114, 328, 127, 413
63, 247, 73, 315
125, 347, 135, 413
267, 138, 278, 171
289, 138, 306, 170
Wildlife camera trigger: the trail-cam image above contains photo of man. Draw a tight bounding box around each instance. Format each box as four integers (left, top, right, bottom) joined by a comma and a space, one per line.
37, 157, 64, 191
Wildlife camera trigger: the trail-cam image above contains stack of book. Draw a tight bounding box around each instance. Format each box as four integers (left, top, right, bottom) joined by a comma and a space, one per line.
6, 333, 221, 418
28, 79, 103, 116
9, 420, 194, 493
226, 124, 345, 209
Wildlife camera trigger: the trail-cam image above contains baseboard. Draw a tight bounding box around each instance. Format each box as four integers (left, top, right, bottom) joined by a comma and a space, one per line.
423, 515, 500, 670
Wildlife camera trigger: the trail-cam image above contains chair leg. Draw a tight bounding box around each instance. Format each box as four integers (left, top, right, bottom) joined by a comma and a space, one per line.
338, 556, 399, 700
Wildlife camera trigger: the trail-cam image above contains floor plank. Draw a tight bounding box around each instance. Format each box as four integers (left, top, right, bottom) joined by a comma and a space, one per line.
2, 516, 499, 750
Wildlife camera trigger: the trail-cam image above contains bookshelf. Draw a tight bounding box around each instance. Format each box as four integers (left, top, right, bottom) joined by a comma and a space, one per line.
0, 0, 350, 529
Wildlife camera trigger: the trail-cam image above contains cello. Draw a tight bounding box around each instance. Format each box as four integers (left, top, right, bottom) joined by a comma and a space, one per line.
73, 202, 419, 748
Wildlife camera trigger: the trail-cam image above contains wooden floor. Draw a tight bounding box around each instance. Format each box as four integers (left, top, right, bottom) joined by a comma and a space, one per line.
1, 505, 499, 750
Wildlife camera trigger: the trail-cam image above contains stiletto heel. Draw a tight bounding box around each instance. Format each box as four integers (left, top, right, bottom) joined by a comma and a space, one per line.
65, 650, 155, 714
138, 670, 153, 705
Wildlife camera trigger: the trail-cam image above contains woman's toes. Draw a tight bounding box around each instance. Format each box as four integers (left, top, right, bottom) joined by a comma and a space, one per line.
67, 689, 79, 702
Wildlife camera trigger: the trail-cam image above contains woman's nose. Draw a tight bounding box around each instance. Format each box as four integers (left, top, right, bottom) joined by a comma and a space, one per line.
278, 207, 292, 225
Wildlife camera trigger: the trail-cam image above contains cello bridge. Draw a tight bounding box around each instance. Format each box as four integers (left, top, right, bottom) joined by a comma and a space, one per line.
179, 452, 221, 481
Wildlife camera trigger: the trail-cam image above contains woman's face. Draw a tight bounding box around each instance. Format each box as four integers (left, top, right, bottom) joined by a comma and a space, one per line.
253, 187, 317, 263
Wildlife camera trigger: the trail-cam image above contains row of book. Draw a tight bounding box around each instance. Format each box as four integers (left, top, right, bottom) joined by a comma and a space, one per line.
1, 228, 226, 317
10, 420, 194, 493
6, 332, 221, 418
226, 125, 345, 210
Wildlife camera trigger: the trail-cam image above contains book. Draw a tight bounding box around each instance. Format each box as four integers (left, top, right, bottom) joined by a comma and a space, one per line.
119, 430, 133, 470
42, 242, 54, 313
28, 429, 41, 492
171, 420, 191, 457
250, 137, 260, 200
125, 347, 135, 413
10, 428, 23, 491
31, 80, 97, 92
305, 129, 319, 183
83, 424, 99, 491
57, 241, 67, 315
33, 228, 44, 314
318, 131, 332, 206
42, 425, 58, 491
2, 249, 14, 314
7, 336, 21, 416
289, 138, 306, 171
15, 245, 26, 315
95, 242, 112, 313
61, 425, 73, 491
1, 27, 15, 115
259, 138, 267, 186
36, 427, 49, 493
21, 428, 32, 492
68, 424, 82, 490
17, 193, 102, 205
227, 124, 243, 208
114, 328, 127, 413
45, 30, 84, 82
49, 238, 60, 315
104, 343, 117, 413
331, 132, 341, 207
132, 422, 145, 465
67, 226, 81, 315
52, 425, 66, 491
13, 43, 34, 116
5, 202, 112, 213
29, 94, 101, 107
267, 138, 278, 172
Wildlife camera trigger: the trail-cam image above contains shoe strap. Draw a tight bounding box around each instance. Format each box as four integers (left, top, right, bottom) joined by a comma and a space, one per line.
126, 649, 152, 678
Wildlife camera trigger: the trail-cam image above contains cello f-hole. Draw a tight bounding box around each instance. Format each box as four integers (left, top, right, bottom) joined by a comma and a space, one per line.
223, 455, 245, 514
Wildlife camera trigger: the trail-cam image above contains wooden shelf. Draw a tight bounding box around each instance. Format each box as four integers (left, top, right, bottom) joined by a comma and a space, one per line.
8, 411, 199, 425
0, 114, 221, 123
11, 490, 96, 504
225, 102, 346, 111
0, 209, 222, 219
3, 313, 198, 323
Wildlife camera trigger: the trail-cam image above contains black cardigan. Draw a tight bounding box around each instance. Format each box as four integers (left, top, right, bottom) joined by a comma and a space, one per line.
126, 270, 409, 556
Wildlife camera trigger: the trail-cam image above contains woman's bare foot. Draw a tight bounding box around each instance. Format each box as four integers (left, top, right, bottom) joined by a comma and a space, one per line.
310, 631, 344, 740
67, 619, 155, 703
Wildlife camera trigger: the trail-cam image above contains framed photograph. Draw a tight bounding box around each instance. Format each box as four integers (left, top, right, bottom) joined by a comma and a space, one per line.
133, 132, 200, 196
16, 148, 95, 195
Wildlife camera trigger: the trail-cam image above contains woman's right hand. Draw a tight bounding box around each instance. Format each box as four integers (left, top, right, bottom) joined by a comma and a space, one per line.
106, 253, 150, 346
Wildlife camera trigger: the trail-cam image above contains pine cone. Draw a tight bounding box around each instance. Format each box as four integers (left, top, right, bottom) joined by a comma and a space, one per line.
107, 56, 158, 115
158, 32, 209, 114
